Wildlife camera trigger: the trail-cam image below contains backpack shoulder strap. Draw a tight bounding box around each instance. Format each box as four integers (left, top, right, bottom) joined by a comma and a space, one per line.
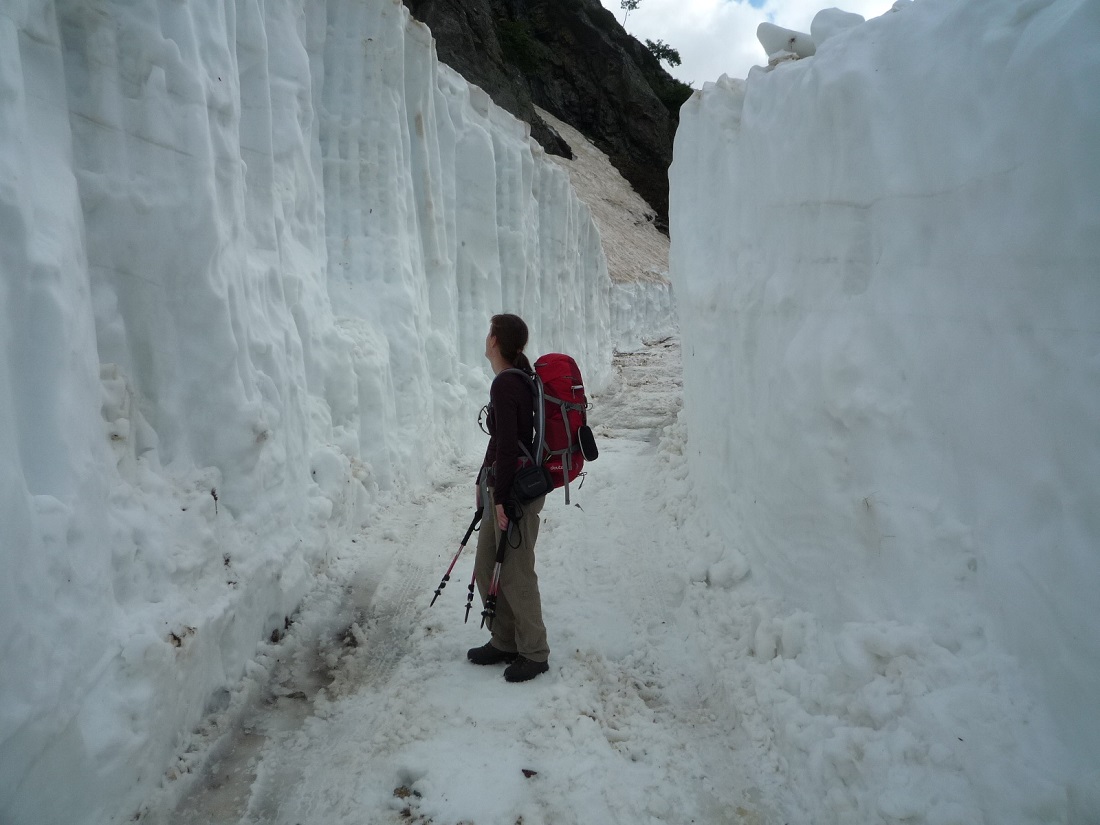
493, 367, 532, 386
494, 368, 545, 466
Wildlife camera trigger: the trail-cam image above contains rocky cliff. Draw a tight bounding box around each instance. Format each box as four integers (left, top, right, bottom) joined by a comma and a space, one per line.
402, 0, 690, 231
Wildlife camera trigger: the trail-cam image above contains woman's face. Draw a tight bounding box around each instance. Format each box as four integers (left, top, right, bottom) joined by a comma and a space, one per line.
485, 326, 496, 361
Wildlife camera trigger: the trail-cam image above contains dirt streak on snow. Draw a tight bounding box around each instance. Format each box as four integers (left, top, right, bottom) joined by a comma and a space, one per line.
537, 106, 670, 285
143, 337, 788, 825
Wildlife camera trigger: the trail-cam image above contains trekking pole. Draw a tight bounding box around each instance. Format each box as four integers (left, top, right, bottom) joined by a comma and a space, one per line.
430, 507, 483, 607
480, 525, 514, 630
464, 567, 478, 623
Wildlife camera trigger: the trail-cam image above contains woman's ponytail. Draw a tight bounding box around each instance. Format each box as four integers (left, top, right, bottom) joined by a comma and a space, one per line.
491, 314, 531, 371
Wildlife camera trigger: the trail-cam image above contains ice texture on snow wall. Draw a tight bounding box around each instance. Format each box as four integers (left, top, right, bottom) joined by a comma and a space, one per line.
0, 1, 610, 823
671, 0, 1099, 770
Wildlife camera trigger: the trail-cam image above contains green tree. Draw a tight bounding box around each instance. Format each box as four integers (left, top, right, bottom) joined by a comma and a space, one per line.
644, 38, 682, 67
621, 0, 641, 25
496, 18, 542, 75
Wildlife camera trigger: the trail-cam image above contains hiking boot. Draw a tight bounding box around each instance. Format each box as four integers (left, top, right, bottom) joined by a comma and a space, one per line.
467, 642, 517, 666
504, 656, 549, 683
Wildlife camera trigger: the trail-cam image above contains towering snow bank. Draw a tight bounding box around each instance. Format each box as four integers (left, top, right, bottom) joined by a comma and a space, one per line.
0, 1, 610, 823
671, 0, 1099, 800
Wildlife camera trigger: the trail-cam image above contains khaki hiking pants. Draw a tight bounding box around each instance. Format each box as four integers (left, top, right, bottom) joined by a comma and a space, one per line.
476, 484, 549, 663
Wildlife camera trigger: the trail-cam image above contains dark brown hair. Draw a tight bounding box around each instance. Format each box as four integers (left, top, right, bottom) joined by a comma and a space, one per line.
491, 313, 532, 372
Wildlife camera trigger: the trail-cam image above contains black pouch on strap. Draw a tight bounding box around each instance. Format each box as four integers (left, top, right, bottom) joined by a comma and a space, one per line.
513, 464, 554, 502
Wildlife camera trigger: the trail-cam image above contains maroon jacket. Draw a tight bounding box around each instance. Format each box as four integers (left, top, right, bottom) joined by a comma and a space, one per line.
481, 370, 536, 504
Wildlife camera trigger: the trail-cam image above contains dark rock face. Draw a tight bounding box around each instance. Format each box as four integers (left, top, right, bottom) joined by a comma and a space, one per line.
403, 0, 690, 232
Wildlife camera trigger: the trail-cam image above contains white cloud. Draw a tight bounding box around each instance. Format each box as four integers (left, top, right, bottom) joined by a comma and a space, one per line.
599, 0, 896, 85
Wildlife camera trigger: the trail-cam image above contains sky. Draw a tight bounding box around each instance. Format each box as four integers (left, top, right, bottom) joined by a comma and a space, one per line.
599, 0, 896, 84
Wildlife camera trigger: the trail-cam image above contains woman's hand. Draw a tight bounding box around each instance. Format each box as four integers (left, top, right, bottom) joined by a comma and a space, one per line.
495, 503, 508, 532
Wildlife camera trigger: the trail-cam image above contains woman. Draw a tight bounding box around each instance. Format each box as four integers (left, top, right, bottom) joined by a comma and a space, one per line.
468, 313, 550, 682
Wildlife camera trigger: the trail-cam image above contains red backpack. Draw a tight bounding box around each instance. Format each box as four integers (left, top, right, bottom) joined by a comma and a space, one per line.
534, 353, 596, 502
505, 354, 598, 504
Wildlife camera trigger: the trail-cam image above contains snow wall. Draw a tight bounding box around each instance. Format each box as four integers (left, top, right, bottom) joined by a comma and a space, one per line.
611, 280, 677, 351
0, 1, 613, 822
671, 0, 1099, 781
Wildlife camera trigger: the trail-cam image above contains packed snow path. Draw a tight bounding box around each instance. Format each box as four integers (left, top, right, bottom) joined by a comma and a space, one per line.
145, 337, 788, 825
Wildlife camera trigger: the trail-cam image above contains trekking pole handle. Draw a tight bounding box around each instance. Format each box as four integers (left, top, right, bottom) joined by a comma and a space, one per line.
463, 506, 485, 545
